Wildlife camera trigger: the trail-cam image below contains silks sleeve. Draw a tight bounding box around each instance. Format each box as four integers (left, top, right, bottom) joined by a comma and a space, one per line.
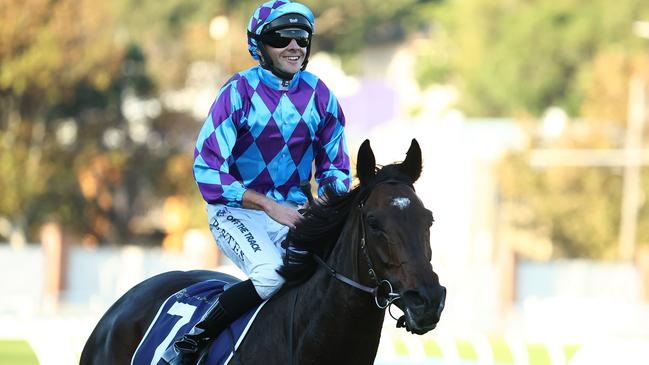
314, 90, 352, 196
193, 79, 247, 206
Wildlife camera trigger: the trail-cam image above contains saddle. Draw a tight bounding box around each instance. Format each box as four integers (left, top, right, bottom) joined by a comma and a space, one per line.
131, 279, 266, 365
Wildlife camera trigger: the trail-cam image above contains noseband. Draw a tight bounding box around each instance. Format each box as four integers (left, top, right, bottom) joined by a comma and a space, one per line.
313, 179, 413, 310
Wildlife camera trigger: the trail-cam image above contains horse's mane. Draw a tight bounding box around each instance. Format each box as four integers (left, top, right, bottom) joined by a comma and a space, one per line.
277, 163, 414, 284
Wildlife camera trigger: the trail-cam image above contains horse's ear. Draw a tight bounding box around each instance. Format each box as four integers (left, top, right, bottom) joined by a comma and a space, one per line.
356, 139, 376, 186
400, 139, 422, 183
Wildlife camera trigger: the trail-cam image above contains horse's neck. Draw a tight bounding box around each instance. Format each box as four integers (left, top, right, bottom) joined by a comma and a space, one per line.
292, 212, 386, 362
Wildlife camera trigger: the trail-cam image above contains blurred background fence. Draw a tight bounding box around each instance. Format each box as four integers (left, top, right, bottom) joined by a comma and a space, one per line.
2, 237, 649, 364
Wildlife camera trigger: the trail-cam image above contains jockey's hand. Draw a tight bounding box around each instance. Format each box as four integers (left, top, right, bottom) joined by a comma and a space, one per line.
242, 189, 303, 229
298, 195, 327, 211
265, 201, 303, 229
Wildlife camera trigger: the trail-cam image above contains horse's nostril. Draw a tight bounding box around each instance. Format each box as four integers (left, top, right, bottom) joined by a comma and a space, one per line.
402, 290, 426, 308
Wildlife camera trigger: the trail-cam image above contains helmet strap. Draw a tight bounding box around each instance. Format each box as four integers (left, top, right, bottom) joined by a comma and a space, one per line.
300, 44, 311, 71
259, 48, 295, 81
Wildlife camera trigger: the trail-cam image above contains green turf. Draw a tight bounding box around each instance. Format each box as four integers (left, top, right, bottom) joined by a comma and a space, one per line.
0, 340, 39, 365
564, 344, 581, 362
422, 338, 443, 357
456, 339, 478, 360
489, 337, 514, 364
393, 337, 409, 356
527, 343, 551, 365
389, 335, 582, 364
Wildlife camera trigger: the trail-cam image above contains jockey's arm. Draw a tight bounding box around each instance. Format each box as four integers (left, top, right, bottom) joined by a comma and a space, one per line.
242, 189, 302, 229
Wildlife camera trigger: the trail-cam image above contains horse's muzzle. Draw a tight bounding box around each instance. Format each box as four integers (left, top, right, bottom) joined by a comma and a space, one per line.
398, 285, 446, 335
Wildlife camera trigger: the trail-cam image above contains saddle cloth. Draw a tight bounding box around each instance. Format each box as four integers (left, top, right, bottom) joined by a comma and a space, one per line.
131, 279, 266, 365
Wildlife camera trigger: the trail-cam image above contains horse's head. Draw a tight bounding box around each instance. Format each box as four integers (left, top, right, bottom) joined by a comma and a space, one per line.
356, 139, 446, 335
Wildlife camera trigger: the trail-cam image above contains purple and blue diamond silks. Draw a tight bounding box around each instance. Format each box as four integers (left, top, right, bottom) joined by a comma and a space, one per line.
193, 65, 351, 206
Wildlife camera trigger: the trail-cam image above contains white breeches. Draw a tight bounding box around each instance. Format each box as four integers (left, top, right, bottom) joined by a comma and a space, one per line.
206, 204, 291, 300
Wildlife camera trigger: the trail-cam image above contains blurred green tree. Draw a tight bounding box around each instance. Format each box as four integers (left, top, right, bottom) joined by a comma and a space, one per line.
419, 0, 649, 116
412, 0, 649, 258
111, 0, 441, 81
498, 150, 624, 259
0, 0, 124, 242
0, 0, 442, 244
0, 0, 202, 244
495, 53, 649, 259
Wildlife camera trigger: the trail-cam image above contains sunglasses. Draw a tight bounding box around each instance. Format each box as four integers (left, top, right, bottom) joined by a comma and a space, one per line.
261, 28, 311, 48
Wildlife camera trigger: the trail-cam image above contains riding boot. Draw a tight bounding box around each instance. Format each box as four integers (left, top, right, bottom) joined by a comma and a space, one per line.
161, 279, 262, 365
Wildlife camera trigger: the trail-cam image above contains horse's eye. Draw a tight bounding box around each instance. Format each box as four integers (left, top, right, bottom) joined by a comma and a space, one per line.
366, 215, 382, 232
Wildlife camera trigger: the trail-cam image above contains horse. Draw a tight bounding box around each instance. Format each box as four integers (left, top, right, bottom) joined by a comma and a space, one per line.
80, 139, 446, 365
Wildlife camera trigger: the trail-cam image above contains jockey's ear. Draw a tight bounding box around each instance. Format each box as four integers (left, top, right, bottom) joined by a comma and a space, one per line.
356, 139, 376, 186
399, 139, 422, 183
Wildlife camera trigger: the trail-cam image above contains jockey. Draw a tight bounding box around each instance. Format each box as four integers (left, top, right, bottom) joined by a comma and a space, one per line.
162, 1, 351, 363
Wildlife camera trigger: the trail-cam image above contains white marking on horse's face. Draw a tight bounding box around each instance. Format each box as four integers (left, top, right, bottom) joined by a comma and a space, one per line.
391, 197, 411, 210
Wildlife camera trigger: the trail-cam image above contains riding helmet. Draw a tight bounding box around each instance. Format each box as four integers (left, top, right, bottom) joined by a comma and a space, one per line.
247, 0, 315, 80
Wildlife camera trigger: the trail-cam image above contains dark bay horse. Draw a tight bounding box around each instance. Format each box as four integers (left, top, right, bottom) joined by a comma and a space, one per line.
81, 139, 446, 365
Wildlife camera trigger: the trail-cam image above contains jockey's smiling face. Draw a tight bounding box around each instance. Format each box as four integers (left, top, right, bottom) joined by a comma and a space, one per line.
259, 29, 307, 76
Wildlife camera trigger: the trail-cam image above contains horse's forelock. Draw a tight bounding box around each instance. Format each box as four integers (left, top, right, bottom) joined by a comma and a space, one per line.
369, 164, 416, 189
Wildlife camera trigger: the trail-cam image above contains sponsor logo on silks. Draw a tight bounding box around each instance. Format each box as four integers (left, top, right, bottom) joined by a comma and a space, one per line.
225, 215, 262, 253
210, 219, 246, 262
243, 232, 261, 252
230, 240, 246, 262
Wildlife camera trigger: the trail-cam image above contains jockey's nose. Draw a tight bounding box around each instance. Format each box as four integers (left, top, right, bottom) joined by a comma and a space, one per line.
287, 39, 301, 50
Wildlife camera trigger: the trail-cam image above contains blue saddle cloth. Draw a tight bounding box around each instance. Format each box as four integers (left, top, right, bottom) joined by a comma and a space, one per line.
131, 279, 266, 365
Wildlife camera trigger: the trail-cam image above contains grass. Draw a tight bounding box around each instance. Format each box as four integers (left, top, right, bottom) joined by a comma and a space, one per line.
564, 344, 581, 362
456, 339, 478, 360
422, 338, 443, 357
527, 343, 551, 365
0, 340, 39, 365
489, 337, 514, 364
394, 337, 409, 356
389, 335, 581, 364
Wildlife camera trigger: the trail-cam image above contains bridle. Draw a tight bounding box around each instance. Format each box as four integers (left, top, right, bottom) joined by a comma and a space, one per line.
312, 179, 414, 312
287, 179, 415, 365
